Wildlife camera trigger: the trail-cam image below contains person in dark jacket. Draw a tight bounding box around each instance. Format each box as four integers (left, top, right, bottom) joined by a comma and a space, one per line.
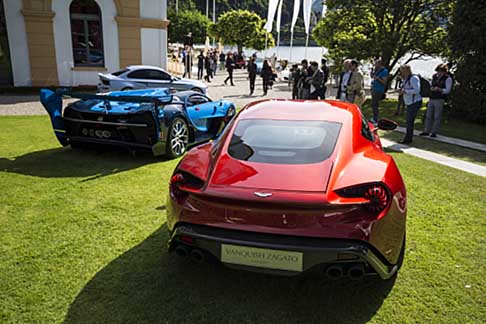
204, 54, 212, 82
297, 59, 311, 99
336, 59, 352, 101
247, 57, 257, 96
290, 64, 300, 99
197, 51, 204, 80
261, 59, 273, 96
224, 52, 235, 86
320, 58, 330, 99
419, 63, 453, 137
307, 61, 324, 99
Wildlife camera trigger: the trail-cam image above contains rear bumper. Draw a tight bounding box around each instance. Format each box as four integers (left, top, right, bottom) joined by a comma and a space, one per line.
169, 223, 399, 279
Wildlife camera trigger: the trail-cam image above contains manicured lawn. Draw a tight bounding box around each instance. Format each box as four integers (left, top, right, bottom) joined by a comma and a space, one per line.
1, 116, 485, 324
361, 99, 486, 144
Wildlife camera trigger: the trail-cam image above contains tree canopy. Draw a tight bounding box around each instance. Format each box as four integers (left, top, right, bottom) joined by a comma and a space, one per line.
447, 0, 486, 123
168, 9, 211, 44
312, 0, 451, 75
208, 10, 274, 53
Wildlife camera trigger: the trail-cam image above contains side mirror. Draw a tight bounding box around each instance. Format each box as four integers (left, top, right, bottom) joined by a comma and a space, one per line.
377, 118, 398, 131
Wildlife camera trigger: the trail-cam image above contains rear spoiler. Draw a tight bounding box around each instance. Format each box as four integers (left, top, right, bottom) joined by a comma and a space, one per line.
53, 88, 173, 105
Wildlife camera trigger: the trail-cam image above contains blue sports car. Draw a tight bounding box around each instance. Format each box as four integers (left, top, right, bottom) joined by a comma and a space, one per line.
40, 88, 236, 158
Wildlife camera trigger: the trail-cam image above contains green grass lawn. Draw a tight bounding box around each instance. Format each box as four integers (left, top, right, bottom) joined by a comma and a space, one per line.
361, 99, 486, 144
1, 116, 485, 324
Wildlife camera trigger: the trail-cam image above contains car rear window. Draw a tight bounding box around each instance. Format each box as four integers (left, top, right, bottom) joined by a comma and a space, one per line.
228, 119, 342, 164
111, 69, 129, 76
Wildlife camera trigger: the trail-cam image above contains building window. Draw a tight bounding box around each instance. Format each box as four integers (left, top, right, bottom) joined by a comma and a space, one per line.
70, 0, 104, 67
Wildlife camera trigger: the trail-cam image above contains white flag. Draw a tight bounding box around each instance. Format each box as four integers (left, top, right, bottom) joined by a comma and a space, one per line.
291, 0, 301, 33
303, 0, 312, 34
264, 0, 281, 33
276, 0, 283, 32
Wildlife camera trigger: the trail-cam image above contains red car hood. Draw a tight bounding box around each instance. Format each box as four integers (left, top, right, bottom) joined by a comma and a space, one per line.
208, 154, 333, 193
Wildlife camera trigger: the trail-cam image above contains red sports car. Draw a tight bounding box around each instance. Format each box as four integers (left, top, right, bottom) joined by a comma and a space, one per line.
166, 99, 406, 280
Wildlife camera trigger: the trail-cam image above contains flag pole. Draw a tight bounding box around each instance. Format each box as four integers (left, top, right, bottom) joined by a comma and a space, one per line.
289, 31, 294, 63
305, 33, 309, 59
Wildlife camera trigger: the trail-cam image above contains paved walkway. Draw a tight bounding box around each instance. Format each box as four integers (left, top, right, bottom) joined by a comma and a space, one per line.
394, 126, 486, 152
381, 139, 486, 177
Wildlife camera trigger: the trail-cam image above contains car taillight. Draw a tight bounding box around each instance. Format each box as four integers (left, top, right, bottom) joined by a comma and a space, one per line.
335, 182, 391, 214
169, 171, 204, 201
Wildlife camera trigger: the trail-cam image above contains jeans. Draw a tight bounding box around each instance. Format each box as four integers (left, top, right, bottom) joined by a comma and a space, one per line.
197, 66, 203, 80
249, 75, 256, 93
404, 100, 423, 142
371, 90, 384, 121
424, 99, 444, 134
224, 69, 234, 85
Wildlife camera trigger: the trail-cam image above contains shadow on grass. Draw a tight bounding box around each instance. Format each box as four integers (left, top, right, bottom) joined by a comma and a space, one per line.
0, 146, 162, 178
64, 226, 396, 324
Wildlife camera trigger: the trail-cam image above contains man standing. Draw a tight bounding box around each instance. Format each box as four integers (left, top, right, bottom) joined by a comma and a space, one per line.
399, 64, 422, 144
320, 59, 330, 99
290, 64, 300, 99
297, 60, 311, 99
197, 51, 204, 80
224, 52, 235, 86
308, 62, 324, 99
420, 64, 453, 138
336, 59, 352, 102
370, 59, 389, 122
247, 57, 257, 96
219, 52, 226, 71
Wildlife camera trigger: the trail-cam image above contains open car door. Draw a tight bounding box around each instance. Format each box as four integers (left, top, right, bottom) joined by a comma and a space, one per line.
184, 94, 220, 132
40, 89, 68, 146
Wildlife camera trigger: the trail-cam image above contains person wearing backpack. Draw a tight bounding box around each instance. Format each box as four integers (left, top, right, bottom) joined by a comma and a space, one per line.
419, 64, 453, 138
370, 59, 389, 123
399, 64, 422, 144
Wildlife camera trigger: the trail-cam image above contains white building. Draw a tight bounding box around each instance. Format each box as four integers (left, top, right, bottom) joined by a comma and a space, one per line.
1, 0, 168, 87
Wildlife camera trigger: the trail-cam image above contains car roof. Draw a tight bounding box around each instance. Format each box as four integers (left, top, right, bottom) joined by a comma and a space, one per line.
126, 65, 168, 72
238, 99, 356, 124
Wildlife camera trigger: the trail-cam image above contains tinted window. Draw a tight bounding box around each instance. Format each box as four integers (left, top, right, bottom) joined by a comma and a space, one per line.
111, 69, 129, 76
229, 119, 341, 164
187, 95, 209, 106
127, 69, 171, 80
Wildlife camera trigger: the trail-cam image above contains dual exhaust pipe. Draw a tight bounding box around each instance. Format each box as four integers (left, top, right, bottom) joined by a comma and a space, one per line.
174, 245, 205, 263
326, 264, 365, 280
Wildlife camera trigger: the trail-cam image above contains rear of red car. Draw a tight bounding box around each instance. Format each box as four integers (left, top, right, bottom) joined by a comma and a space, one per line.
166, 101, 406, 280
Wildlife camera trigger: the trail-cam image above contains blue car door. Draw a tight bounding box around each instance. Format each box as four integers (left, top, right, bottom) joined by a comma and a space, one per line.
185, 94, 217, 132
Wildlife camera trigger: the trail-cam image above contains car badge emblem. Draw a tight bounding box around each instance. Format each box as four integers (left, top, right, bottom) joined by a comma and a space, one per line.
254, 192, 272, 198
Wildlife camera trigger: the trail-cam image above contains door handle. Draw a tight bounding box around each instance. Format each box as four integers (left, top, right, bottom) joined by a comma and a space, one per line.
212, 106, 217, 114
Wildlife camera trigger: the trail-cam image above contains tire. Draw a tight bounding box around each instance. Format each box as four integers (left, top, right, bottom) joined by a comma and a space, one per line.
166, 117, 189, 158
191, 87, 203, 93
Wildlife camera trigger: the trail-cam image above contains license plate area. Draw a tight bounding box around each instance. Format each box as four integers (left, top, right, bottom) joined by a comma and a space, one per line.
221, 244, 303, 272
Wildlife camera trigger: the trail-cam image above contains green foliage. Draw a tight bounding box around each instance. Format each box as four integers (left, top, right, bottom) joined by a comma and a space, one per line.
208, 10, 274, 52
312, 0, 451, 75
447, 0, 486, 124
168, 9, 211, 44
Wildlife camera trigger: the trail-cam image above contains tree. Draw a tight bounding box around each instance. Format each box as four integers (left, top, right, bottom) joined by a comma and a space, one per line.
312, 0, 451, 78
168, 9, 211, 44
208, 10, 274, 53
447, 0, 486, 124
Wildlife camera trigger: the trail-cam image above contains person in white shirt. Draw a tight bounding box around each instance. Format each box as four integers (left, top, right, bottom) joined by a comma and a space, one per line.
420, 64, 453, 138
399, 64, 422, 144
336, 59, 352, 102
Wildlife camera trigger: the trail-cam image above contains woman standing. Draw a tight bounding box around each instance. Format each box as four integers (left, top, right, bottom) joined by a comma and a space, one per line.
261, 59, 273, 96
399, 64, 422, 144
346, 59, 366, 107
